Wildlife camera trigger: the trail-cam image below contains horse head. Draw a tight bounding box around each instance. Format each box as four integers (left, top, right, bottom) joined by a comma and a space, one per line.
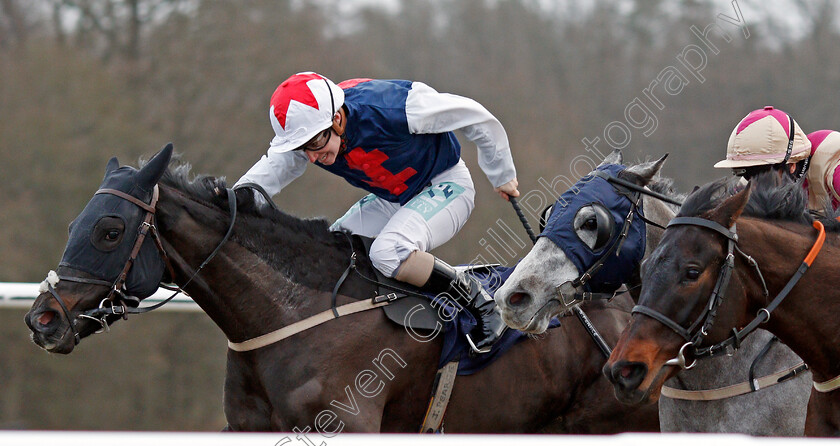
25, 144, 174, 353
495, 149, 674, 333
602, 172, 820, 405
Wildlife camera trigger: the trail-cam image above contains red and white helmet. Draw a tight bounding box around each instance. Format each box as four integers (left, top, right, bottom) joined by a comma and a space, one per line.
806, 130, 840, 210
714, 106, 811, 169
268, 72, 344, 153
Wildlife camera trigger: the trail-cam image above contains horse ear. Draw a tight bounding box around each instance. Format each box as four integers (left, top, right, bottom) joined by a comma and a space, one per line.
104, 157, 120, 179
136, 143, 174, 188
625, 153, 669, 185
711, 182, 752, 228
598, 149, 623, 167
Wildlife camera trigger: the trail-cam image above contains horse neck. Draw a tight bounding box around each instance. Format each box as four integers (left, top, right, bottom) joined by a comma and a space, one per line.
155, 185, 347, 342
737, 218, 840, 380
628, 194, 675, 300
642, 194, 675, 258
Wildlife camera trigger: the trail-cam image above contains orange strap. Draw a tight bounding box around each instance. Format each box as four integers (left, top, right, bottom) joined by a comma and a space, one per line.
804, 221, 826, 266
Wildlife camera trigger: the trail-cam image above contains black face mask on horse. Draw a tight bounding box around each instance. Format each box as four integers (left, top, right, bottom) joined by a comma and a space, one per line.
58, 147, 172, 299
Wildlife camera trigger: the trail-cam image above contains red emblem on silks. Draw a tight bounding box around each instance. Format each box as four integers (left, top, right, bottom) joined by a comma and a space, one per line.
271, 72, 323, 129
338, 78, 373, 89
345, 148, 417, 196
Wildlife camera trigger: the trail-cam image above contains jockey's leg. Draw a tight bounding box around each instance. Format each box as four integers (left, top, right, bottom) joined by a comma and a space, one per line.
330, 193, 399, 237
370, 161, 505, 353
398, 250, 507, 354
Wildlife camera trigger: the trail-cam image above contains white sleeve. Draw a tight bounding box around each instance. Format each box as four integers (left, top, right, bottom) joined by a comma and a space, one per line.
405, 81, 516, 188
234, 145, 309, 197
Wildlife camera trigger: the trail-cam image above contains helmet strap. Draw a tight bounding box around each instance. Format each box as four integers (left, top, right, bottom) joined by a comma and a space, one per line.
782, 114, 795, 164
794, 156, 811, 181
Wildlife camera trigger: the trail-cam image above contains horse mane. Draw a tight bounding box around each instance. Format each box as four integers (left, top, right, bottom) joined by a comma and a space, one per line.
149, 156, 358, 291
677, 172, 840, 232
154, 157, 337, 239
618, 161, 685, 213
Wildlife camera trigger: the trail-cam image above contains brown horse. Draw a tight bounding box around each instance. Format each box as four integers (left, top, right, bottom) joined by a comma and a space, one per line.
604, 172, 840, 436
25, 144, 659, 433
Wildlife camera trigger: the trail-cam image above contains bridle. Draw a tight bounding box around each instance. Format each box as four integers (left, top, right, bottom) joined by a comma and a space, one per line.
632, 215, 826, 370
552, 170, 682, 307
42, 185, 237, 345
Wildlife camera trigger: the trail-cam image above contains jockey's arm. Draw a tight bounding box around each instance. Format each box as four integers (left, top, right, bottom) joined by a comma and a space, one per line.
404, 81, 518, 199
234, 148, 309, 203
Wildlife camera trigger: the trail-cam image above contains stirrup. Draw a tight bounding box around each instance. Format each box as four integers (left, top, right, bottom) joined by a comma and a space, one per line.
465, 334, 492, 354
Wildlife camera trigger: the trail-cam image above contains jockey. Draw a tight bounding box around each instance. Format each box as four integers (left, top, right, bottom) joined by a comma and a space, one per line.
714, 106, 812, 183
235, 72, 519, 353
805, 130, 840, 213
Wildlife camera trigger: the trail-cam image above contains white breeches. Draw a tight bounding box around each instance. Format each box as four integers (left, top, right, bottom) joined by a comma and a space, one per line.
330, 160, 475, 278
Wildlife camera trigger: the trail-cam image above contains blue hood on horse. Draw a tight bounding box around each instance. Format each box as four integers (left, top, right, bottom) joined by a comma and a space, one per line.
539, 164, 646, 293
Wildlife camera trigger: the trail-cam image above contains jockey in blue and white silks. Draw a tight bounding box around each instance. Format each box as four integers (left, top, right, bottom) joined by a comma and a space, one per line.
235, 72, 519, 353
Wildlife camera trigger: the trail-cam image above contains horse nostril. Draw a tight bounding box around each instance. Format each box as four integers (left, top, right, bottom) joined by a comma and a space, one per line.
507, 292, 531, 308
38, 311, 55, 326
612, 361, 647, 391
26, 310, 59, 334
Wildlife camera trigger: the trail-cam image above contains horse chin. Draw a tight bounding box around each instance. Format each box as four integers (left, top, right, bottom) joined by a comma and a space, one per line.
30, 328, 77, 354
615, 366, 670, 406
505, 299, 562, 334
613, 385, 656, 405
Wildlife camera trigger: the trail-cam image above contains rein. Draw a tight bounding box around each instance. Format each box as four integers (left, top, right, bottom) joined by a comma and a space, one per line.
633, 217, 826, 370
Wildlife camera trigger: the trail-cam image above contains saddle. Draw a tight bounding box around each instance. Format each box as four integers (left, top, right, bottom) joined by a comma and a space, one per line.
355, 235, 499, 332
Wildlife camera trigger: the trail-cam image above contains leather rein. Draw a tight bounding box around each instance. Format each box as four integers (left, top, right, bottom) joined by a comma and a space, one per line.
42, 185, 237, 345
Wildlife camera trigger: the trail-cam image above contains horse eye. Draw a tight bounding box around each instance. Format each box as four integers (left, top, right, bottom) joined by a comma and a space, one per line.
91, 216, 125, 251
686, 267, 701, 280
581, 217, 597, 231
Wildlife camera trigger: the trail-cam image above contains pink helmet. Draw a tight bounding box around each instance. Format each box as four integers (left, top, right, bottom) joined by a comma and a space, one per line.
268, 72, 345, 153
806, 130, 840, 210
714, 106, 811, 169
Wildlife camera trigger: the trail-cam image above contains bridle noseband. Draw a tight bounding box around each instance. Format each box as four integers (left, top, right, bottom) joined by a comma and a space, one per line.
632, 215, 826, 369
42, 185, 237, 345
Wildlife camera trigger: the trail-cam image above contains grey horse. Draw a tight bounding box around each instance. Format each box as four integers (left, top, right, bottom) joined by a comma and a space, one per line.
495, 150, 810, 435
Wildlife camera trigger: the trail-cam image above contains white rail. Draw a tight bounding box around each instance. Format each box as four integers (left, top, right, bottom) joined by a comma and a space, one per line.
0, 432, 835, 446
0, 282, 201, 311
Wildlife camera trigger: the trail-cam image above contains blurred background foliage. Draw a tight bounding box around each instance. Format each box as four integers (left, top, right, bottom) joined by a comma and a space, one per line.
1, 0, 838, 430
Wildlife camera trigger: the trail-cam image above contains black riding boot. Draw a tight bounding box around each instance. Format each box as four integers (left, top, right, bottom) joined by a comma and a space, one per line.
421, 257, 507, 354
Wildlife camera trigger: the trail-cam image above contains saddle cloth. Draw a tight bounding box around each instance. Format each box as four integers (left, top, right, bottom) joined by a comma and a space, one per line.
355, 235, 557, 375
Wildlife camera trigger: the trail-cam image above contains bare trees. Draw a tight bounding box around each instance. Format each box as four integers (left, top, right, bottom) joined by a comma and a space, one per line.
1, 0, 839, 430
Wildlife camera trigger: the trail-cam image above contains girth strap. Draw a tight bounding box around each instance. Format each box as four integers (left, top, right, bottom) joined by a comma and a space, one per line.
227, 296, 394, 352
420, 361, 459, 433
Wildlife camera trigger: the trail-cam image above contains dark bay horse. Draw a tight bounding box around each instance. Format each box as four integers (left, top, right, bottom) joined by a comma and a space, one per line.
496, 151, 810, 435
604, 173, 840, 436
25, 144, 659, 433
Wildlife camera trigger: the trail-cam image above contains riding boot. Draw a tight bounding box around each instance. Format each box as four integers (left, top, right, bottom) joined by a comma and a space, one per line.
421, 257, 507, 354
